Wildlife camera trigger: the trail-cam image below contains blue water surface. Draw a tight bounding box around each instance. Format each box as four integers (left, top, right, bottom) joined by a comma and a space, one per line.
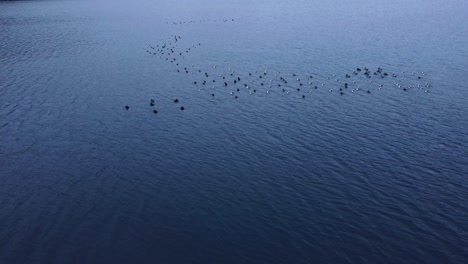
1, 0, 468, 263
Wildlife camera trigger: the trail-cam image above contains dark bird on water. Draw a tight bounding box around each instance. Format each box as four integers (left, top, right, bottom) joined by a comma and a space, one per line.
174, 98, 179, 103
180, 106, 185, 111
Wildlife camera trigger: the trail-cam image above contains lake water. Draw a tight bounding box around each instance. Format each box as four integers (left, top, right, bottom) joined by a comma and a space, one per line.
1, 0, 468, 263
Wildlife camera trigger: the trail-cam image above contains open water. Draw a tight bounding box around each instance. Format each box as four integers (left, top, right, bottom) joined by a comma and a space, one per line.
1, 0, 468, 263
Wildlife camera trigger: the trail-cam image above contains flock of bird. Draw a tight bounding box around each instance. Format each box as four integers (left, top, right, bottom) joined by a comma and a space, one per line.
166, 18, 235, 25
126, 30, 432, 113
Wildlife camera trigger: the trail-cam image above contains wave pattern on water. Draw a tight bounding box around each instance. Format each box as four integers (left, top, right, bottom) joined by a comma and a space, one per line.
1, 0, 468, 263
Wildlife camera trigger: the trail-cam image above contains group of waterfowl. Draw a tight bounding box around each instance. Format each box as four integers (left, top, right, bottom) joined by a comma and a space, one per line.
166, 18, 235, 25
146, 34, 200, 64
188, 66, 429, 98
126, 35, 193, 113
130, 33, 432, 112
124, 97, 185, 113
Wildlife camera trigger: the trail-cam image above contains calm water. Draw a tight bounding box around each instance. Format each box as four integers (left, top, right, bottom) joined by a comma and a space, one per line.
1, 0, 468, 263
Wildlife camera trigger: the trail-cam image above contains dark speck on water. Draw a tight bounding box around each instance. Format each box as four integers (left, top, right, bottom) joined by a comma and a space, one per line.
1, 0, 467, 263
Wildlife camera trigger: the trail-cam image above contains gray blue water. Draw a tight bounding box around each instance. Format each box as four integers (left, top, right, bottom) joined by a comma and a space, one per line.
1, 0, 468, 263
